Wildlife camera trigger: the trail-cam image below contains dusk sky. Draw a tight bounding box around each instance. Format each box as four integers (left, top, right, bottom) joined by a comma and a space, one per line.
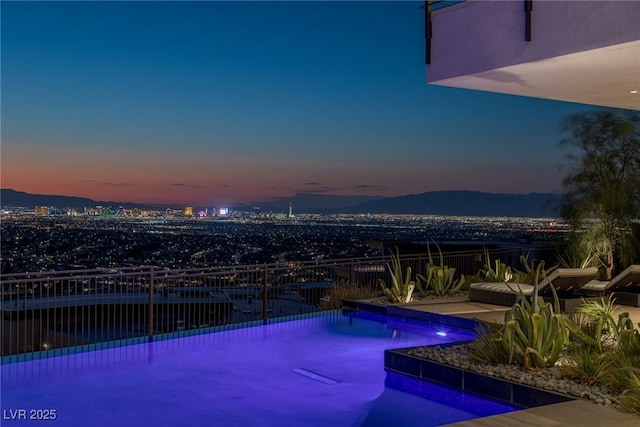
1, 1, 602, 207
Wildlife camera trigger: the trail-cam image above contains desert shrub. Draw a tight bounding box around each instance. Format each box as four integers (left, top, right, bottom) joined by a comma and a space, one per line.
512, 254, 556, 285
558, 345, 611, 385
319, 283, 380, 311
565, 311, 599, 343
556, 239, 601, 269
602, 329, 640, 390
461, 274, 481, 291
378, 248, 415, 303
619, 372, 640, 415
478, 250, 512, 282
415, 243, 464, 297
468, 324, 505, 365
577, 295, 619, 335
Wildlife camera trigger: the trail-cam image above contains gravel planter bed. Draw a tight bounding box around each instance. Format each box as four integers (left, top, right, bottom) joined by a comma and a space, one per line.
407, 343, 620, 408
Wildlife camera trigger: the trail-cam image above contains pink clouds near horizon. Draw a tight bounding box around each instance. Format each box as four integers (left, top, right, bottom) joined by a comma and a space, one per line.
1, 1, 584, 207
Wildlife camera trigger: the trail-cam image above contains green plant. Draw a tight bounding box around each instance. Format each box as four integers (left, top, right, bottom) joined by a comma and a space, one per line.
377, 248, 415, 304
318, 283, 380, 310
563, 311, 610, 352
619, 370, 640, 415
511, 254, 556, 285
478, 250, 512, 282
558, 110, 640, 279
415, 243, 465, 297
465, 271, 581, 370
577, 295, 619, 334
566, 296, 635, 349
557, 345, 611, 385
618, 327, 640, 355
460, 274, 480, 291
603, 329, 640, 390
469, 324, 505, 365
556, 243, 600, 269
500, 281, 570, 370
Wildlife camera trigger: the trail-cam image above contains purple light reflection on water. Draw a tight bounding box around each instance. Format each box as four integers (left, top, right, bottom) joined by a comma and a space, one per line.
1, 311, 518, 426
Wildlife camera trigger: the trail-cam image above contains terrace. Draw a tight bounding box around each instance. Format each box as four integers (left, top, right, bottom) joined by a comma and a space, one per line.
3, 2, 638, 424
1, 250, 489, 358
2, 250, 639, 425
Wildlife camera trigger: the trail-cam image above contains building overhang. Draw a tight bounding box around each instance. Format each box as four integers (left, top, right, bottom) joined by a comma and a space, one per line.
425, 1, 640, 111
429, 40, 639, 110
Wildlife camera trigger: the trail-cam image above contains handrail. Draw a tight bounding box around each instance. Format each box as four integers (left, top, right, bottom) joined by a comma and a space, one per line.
1, 246, 540, 362
0, 247, 516, 283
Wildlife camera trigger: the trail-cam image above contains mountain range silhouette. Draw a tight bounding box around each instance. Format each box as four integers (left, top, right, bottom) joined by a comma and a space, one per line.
1, 188, 561, 218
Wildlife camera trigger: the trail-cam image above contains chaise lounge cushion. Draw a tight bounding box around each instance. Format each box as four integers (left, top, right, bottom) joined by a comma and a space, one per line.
608, 264, 640, 292
582, 265, 640, 307
468, 282, 533, 306
468, 267, 599, 306
535, 267, 599, 294
582, 280, 610, 293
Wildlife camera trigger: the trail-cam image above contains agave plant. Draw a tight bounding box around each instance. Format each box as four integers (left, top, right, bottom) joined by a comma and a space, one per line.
416, 242, 465, 297
499, 279, 571, 370
511, 254, 557, 285
478, 249, 513, 282
377, 248, 415, 304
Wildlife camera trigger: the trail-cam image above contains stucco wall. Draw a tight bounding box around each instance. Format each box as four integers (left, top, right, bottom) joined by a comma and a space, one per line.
428, 0, 640, 82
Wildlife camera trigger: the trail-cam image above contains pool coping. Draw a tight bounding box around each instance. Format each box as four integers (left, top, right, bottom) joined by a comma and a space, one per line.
384, 345, 573, 409
343, 298, 481, 331
346, 298, 577, 409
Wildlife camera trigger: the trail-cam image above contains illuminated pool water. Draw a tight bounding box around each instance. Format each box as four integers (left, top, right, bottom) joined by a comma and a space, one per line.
1, 310, 518, 426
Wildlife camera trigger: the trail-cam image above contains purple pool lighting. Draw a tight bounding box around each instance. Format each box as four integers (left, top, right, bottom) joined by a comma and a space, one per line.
1, 311, 518, 426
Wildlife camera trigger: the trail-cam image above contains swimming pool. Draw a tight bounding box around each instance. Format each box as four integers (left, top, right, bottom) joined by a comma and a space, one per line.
1, 310, 518, 426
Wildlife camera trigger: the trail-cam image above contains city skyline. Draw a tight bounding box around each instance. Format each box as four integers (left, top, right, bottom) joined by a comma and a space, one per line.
1, 1, 606, 207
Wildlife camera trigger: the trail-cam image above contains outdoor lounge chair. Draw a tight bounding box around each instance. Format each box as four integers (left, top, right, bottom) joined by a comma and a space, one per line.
582, 265, 640, 306
468, 267, 599, 310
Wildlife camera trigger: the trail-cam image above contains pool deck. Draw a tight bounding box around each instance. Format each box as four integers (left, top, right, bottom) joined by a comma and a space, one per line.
443, 399, 639, 426
399, 295, 640, 326
396, 296, 640, 426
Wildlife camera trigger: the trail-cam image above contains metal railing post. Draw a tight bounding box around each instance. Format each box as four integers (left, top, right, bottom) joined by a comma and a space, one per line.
349, 260, 355, 285
262, 263, 268, 322
148, 266, 154, 341
1, 247, 546, 360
